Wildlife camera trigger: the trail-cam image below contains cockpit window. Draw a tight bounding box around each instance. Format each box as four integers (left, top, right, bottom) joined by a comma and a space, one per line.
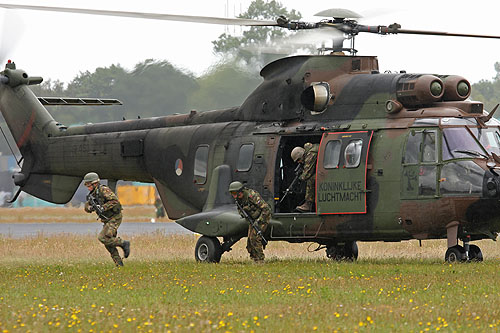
469, 127, 500, 155
442, 128, 485, 160
422, 131, 437, 162
440, 161, 484, 196
440, 117, 477, 126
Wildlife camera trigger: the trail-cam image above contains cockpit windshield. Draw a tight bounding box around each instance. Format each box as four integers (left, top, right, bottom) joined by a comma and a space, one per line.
469, 127, 500, 155
442, 127, 487, 160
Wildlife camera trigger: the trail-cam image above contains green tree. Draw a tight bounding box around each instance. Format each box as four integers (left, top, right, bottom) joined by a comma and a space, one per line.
62, 64, 128, 124
28, 79, 78, 124
29, 79, 65, 97
188, 61, 262, 110
117, 59, 198, 120
212, 0, 301, 68
471, 61, 500, 113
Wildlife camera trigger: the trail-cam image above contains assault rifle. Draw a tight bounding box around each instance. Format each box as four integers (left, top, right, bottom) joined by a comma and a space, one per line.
234, 200, 268, 246
86, 192, 110, 222
279, 163, 303, 203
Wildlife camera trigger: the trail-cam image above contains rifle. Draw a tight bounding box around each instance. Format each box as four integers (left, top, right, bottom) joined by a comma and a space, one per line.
234, 200, 268, 246
86, 192, 110, 222
279, 163, 303, 203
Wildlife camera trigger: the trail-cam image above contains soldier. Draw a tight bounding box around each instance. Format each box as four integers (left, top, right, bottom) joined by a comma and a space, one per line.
154, 196, 165, 219
291, 142, 320, 212
229, 181, 271, 262
83, 172, 130, 267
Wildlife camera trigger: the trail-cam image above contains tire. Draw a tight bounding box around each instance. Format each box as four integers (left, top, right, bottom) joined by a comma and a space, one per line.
346, 241, 359, 261
468, 244, 483, 262
326, 241, 358, 261
445, 245, 465, 263
195, 236, 223, 263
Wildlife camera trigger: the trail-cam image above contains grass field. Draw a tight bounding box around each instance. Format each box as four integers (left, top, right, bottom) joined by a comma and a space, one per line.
1, 208, 500, 331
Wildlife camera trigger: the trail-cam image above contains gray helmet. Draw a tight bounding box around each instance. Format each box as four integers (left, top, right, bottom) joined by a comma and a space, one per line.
291, 146, 305, 162
228, 181, 244, 192
83, 172, 100, 184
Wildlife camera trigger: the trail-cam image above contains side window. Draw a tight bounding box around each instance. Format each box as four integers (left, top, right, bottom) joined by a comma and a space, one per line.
237, 143, 254, 172
323, 140, 341, 169
404, 131, 422, 164
345, 139, 363, 168
194, 145, 209, 184
404, 130, 437, 163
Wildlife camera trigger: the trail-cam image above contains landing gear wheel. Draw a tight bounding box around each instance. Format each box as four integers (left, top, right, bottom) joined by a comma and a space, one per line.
326, 241, 358, 261
195, 236, 223, 263
445, 245, 465, 263
468, 244, 483, 262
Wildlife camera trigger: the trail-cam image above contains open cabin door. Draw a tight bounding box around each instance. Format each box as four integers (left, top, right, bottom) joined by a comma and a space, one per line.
316, 131, 373, 215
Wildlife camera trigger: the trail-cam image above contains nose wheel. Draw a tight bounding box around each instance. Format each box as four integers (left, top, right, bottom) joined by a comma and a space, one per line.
195, 236, 223, 263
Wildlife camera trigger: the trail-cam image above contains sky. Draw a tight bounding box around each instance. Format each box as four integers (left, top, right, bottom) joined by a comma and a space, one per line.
0, 0, 499, 85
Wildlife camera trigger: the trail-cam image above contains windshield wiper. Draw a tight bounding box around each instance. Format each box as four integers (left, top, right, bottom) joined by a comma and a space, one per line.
452, 149, 489, 159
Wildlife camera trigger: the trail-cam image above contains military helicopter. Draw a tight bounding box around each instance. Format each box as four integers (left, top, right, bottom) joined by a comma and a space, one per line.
1, 4, 500, 263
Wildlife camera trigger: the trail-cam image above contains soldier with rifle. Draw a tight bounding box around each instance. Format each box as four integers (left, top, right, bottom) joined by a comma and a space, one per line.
84, 172, 130, 267
229, 181, 271, 262
291, 142, 320, 212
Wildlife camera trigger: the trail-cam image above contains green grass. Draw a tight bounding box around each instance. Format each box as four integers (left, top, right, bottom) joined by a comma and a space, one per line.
2, 253, 500, 331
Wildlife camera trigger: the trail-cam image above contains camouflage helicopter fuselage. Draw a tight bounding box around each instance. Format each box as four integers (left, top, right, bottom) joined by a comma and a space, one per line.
1, 54, 499, 261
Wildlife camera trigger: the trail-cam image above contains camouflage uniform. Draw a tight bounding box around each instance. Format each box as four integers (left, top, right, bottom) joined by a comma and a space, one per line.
85, 184, 125, 266
236, 188, 271, 261
154, 197, 165, 218
299, 143, 319, 204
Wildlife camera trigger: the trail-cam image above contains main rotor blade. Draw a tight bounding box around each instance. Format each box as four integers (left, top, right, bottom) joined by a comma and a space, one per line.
0, 3, 278, 26
391, 28, 500, 39
356, 24, 500, 39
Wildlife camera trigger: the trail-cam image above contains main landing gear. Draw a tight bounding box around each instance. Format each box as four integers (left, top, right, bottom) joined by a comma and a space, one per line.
445, 222, 483, 263
326, 241, 358, 261
445, 239, 483, 263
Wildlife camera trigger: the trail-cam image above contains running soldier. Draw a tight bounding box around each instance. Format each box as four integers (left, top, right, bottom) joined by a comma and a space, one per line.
83, 172, 130, 266
291, 142, 319, 212
229, 181, 271, 262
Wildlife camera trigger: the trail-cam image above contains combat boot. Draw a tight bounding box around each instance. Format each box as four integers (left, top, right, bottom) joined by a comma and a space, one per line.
113, 257, 124, 267
295, 201, 312, 212
120, 240, 131, 258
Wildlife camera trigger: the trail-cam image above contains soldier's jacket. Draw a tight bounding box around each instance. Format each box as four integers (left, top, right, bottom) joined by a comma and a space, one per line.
299, 143, 319, 182
236, 188, 271, 224
85, 184, 122, 220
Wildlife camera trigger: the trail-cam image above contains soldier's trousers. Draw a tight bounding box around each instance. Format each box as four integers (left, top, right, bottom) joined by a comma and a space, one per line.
98, 217, 124, 265
305, 177, 316, 203
246, 221, 268, 261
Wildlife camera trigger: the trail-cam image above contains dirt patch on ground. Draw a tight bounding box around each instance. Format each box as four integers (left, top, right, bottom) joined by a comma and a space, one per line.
0, 206, 172, 223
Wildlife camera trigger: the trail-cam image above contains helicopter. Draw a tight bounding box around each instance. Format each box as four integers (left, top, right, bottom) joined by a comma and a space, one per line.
1, 4, 500, 263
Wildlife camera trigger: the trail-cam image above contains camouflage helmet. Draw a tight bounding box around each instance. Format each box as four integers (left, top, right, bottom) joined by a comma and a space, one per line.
291, 146, 305, 162
228, 181, 244, 192
83, 172, 100, 184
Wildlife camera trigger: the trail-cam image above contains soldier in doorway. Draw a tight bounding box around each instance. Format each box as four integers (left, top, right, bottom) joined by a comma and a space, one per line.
291, 142, 319, 212
83, 172, 130, 266
229, 181, 271, 262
